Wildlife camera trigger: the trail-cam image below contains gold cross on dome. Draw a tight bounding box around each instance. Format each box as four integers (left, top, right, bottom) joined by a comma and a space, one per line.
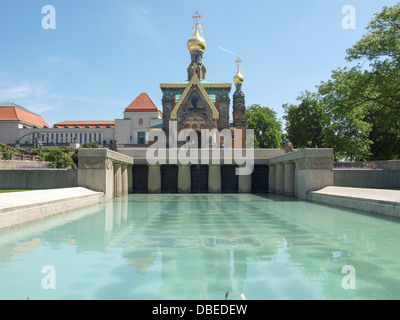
193, 11, 202, 24
235, 57, 242, 72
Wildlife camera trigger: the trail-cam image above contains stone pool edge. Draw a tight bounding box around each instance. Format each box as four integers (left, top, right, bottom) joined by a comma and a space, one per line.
0, 187, 106, 230
307, 186, 400, 218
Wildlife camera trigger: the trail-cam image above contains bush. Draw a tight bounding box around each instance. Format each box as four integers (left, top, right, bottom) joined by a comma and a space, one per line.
28, 148, 41, 156
0, 143, 17, 154
81, 141, 100, 149
2, 151, 11, 160
42, 147, 76, 169
50, 153, 76, 169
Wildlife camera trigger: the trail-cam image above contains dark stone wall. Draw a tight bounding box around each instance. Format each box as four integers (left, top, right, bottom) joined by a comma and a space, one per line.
129, 164, 270, 194
161, 165, 178, 193
221, 165, 238, 193
132, 165, 148, 193
191, 165, 209, 193
251, 165, 269, 193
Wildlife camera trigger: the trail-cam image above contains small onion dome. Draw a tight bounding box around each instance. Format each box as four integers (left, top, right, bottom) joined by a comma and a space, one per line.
187, 29, 206, 52
233, 69, 244, 84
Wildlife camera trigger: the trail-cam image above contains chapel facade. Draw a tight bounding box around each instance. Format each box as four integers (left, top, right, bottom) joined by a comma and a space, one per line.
159, 12, 247, 147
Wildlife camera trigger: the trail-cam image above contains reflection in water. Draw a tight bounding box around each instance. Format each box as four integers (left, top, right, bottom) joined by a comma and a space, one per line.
1, 194, 400, 300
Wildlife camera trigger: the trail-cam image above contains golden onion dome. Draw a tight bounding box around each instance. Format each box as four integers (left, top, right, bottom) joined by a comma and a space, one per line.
233, 69, 244, 84
187, 29, 206, 52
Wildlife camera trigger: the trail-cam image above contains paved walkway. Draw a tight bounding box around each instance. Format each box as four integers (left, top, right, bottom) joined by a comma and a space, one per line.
308, 186, 400, 218
0, 188, 105, 230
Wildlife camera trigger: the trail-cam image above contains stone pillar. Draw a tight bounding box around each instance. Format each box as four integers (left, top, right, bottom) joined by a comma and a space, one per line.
178, 164, 191, 193
283, 161, 295, 196
114, 163, 122, 198
275, 163, 284, 194
208, 165, 221, 193
269, 164, 276, 193
121, 164, 128, 195
148, 164, 162, 193
128, 165, 133, 193
238, 169, 252, 193
294, 161, 299, 198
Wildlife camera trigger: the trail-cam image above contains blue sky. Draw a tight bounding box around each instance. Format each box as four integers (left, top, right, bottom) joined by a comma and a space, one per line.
0, 0, 398, 127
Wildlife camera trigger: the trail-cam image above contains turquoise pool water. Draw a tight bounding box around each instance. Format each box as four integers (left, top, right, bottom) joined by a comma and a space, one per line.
1, 193, 400, 300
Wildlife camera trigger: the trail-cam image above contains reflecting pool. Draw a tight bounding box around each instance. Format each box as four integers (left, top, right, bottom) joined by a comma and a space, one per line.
1, 193, 400, 300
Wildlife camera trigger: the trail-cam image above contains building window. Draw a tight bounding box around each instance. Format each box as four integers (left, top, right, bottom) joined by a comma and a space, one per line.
137, 132, 145, 145
56, 134, 59, 143
80, 133, 82, 144
99, 133, 102, 144
89, 133, 92, 142
139, 118, 143, 126
84, 133, 87, 144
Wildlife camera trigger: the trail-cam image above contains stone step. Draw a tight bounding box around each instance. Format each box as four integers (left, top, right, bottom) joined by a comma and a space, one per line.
0, 187, 105, 229
308, 186, 400, 218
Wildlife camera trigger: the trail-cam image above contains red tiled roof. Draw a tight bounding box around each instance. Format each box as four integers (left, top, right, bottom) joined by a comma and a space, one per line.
54, 121, 115, 128
125, 93, 158, 112
0, 105, 49, 128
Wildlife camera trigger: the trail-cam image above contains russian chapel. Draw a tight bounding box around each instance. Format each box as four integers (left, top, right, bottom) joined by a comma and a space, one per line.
160, 12, 247, 147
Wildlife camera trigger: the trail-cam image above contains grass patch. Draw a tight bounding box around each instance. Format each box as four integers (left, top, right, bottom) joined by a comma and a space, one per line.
0, 189, 40, 193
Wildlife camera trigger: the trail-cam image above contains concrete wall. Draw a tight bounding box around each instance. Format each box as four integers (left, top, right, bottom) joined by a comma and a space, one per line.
0, 169, 77, 189
0, 160, 50, 170
334, 169, 400, 189
334, 160, 400, 170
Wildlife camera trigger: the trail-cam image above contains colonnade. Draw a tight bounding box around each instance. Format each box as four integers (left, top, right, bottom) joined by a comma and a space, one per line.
268, 162, 297, 197
112, 163, 133, 198
78, 148, 134, 200
268, 148, 334, 200
147, 164, 252, 193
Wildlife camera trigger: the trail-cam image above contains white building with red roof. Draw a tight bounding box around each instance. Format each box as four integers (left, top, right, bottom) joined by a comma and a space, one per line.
0, 102, 49, 144
115, 92, 162, 145
0, 93, 162, 147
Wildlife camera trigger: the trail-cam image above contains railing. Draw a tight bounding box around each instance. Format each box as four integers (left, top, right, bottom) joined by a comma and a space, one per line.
0, 153, 42, 162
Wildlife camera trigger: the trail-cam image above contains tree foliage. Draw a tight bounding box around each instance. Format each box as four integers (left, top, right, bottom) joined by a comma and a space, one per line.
283, 91, 328, 149
283, 3, 400, 161
245, 104, 283, 149
42, 147, 76, 169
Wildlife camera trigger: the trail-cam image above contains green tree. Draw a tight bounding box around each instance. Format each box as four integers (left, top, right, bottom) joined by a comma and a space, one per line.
285, 4, 400, 161
318, 67, 373, 161
246, 104, 283, 149
344, 3, 400, 159
283, 90, 328, 149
